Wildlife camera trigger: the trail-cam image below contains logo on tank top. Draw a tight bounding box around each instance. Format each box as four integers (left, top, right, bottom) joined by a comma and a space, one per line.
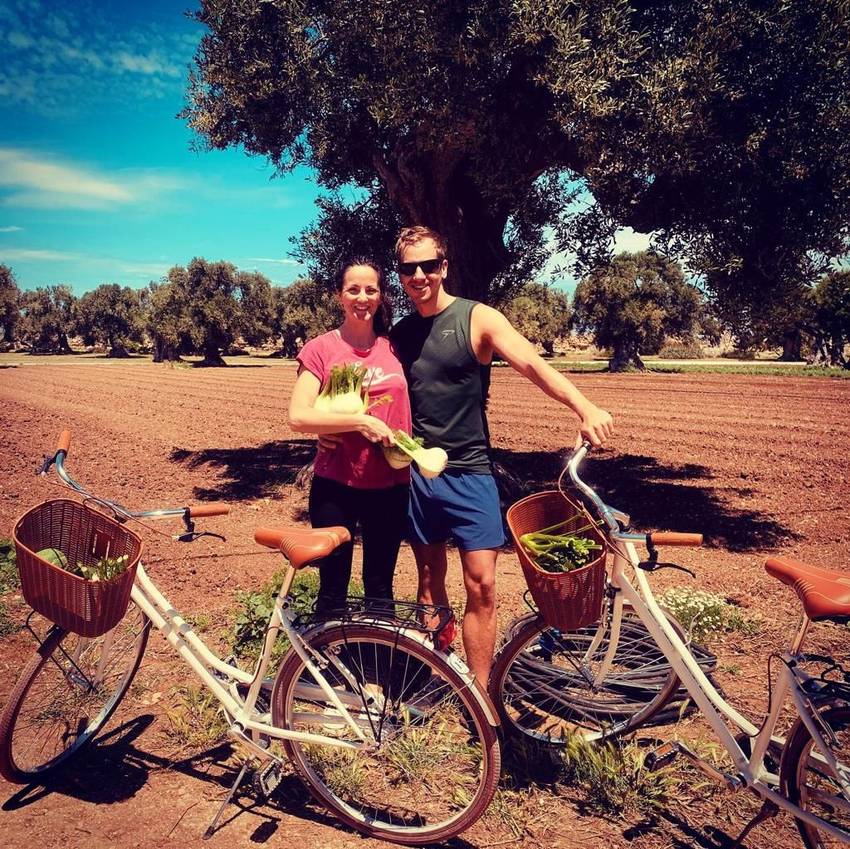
441, 329, 456, 339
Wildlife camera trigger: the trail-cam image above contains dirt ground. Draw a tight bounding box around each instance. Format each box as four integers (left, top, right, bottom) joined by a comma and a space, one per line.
0, 360, 848, 849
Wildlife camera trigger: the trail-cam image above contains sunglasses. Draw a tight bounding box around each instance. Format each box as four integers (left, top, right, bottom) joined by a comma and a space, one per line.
397, 258, 443, 276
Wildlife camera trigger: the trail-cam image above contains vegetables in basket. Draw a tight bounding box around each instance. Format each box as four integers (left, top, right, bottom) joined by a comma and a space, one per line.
313, 363, 390, 414
36, 547, 69, 569
519, 519, 602, 574
389, 431, 449, 478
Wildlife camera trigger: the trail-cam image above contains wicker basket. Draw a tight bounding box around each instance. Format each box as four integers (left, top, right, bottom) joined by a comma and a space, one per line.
13, 499, 142, 637
506, 490, 607, 630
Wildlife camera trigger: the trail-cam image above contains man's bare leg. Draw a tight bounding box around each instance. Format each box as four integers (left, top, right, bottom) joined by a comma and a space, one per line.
412, 540, 450, 610
458, 548, 498, 685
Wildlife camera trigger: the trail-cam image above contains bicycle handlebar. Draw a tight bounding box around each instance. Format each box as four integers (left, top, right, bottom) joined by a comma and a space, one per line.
44, 429, 230, 526
567, 442, 702, 549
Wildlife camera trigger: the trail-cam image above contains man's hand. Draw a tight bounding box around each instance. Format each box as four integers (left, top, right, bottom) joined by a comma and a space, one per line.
577, 405, 614, 448
317, 433, 343, 451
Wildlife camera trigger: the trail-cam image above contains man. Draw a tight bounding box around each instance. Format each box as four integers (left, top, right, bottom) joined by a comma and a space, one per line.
389, 225, 614, 685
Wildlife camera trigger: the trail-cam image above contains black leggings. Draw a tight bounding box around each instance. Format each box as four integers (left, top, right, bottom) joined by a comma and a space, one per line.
308, 475, 409, 612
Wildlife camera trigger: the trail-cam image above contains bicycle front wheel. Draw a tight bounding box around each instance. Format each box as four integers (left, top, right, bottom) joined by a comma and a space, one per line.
0, 603, 150, 783
489, 605, 682, 744
781, 703, 850, 848
272, 624, 500, 844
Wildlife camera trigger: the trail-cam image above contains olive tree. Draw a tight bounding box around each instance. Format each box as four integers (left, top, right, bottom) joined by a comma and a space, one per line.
184, 1, 850, 318
18, 286, 76, 354
273, 278, 342, 357
74, 284, 145, 357
502, 283, 570, 356
0, 264, 20, 347
572, 252, 704, 371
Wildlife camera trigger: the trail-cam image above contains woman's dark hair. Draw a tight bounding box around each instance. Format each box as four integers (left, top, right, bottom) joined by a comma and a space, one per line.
335, 257, 394, 336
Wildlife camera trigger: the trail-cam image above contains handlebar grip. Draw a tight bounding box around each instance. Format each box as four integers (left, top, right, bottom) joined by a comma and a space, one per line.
648, 532, 703, 547
188, 503, 230, 518
57, 430, 71, 455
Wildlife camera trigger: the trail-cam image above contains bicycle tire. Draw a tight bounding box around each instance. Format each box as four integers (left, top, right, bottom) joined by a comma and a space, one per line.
272, 623, 500, 844
489, 604, 683, 744
0, 603, 150, 782
780, 702, 850, 848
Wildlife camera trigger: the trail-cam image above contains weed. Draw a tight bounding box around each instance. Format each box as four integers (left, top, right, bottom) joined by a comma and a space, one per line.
0, 538, 18, 593
659, 586, 761, 642
184, 612, 211, 633
0, 599, 17, 637
164, 685, 228, 751
303, 745, 365, 797
231, 569, 362, 662
560, 734, 672, 816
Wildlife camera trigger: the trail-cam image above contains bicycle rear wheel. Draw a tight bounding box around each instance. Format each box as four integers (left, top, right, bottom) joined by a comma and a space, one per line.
0, 603, 150, 782
781, 703, 850, 848
272, 624, 500, 844
489, 604, 682, 744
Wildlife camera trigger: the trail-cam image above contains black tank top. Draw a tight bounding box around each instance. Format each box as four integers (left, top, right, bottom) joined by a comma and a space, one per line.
390, 298, 492, 473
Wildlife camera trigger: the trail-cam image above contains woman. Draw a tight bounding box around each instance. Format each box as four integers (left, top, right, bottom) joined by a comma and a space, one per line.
288, 258, 411, 612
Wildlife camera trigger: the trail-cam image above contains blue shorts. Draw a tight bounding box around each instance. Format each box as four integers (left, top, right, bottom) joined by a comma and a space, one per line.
408, 469, 506, 551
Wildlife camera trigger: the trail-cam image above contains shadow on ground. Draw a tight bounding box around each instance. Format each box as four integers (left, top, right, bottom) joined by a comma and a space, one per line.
170, 441, 795, 552
1, 714, 479, 847
492, 448, 796, 552
170, 439, 315, 503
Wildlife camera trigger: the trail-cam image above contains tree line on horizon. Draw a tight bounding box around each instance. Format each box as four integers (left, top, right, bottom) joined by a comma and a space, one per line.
1, 255, 848, 370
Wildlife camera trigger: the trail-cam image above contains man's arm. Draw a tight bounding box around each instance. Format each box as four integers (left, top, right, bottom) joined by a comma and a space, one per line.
472, 304, 614, 447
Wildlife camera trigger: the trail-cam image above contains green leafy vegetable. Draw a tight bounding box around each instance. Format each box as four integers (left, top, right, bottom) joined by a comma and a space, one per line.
520, 518, 602, 573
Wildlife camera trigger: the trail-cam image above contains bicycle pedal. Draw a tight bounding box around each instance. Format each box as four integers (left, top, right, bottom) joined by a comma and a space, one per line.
253, 761, 283, 799
645, 741, 680, 771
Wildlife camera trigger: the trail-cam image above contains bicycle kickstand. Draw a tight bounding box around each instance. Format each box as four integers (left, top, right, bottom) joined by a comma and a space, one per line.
203, 759, 254, 840
730, 799, 779, 849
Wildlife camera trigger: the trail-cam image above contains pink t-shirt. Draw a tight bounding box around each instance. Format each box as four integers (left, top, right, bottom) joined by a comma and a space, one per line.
297, 331, 412, 489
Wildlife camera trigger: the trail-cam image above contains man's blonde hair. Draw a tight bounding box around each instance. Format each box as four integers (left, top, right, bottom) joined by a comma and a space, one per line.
394, 226, 448, 263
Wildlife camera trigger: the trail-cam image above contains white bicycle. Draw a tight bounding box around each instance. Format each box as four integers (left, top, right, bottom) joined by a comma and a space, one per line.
490, 444, 850, 848
0, 430, 500, 845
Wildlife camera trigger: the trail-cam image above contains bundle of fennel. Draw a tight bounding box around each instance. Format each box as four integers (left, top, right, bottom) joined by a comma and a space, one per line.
384, 430, 448, 478
314, 364, 390, 414
519, 518, 601, 573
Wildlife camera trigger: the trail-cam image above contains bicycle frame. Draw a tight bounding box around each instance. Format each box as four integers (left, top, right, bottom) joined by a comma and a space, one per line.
129, 560, 372, 755
569, 447, 850, 841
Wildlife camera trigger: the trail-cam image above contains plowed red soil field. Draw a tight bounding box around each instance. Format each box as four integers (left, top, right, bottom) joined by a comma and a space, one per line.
1, 360, 848, 849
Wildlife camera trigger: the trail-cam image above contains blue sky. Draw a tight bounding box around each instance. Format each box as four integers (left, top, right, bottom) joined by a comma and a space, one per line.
0, 0, 652, 298
0, 0, 323, 295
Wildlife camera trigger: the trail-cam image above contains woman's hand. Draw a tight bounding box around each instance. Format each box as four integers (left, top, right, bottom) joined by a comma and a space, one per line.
356, 415, 395, 446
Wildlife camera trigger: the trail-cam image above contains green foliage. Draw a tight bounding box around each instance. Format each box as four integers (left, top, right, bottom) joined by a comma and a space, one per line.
658, 340, 704, 360
184, 0, 850, 318
0, 538, 18, 593
809, 270, 850, 368
74, 284, 145, 357
273, 277, 342, 356
18, 285, 75, 353
231, 568, 362, 662
572, 252, 705, 371
165, 685, 228, 751
502, 283, 571, 355
0, 265, 20, 347
560, 734, 672, 816
148, 259, 276, 365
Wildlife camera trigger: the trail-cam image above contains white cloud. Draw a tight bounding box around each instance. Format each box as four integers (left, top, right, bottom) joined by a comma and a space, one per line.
0, 225, 22, 232
245, 257, 302, 266
0, 248, 83, 261
0, 148, 190, 210
612, 227, 652, 255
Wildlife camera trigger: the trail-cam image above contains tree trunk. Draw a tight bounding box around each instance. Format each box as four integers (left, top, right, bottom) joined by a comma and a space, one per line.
107, 337, 130, 358
779, 327, 802, 361
152, 336, 181, 363
609, 340, 644, 372
375, 146, 511, 304
199, 342, 226, 367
